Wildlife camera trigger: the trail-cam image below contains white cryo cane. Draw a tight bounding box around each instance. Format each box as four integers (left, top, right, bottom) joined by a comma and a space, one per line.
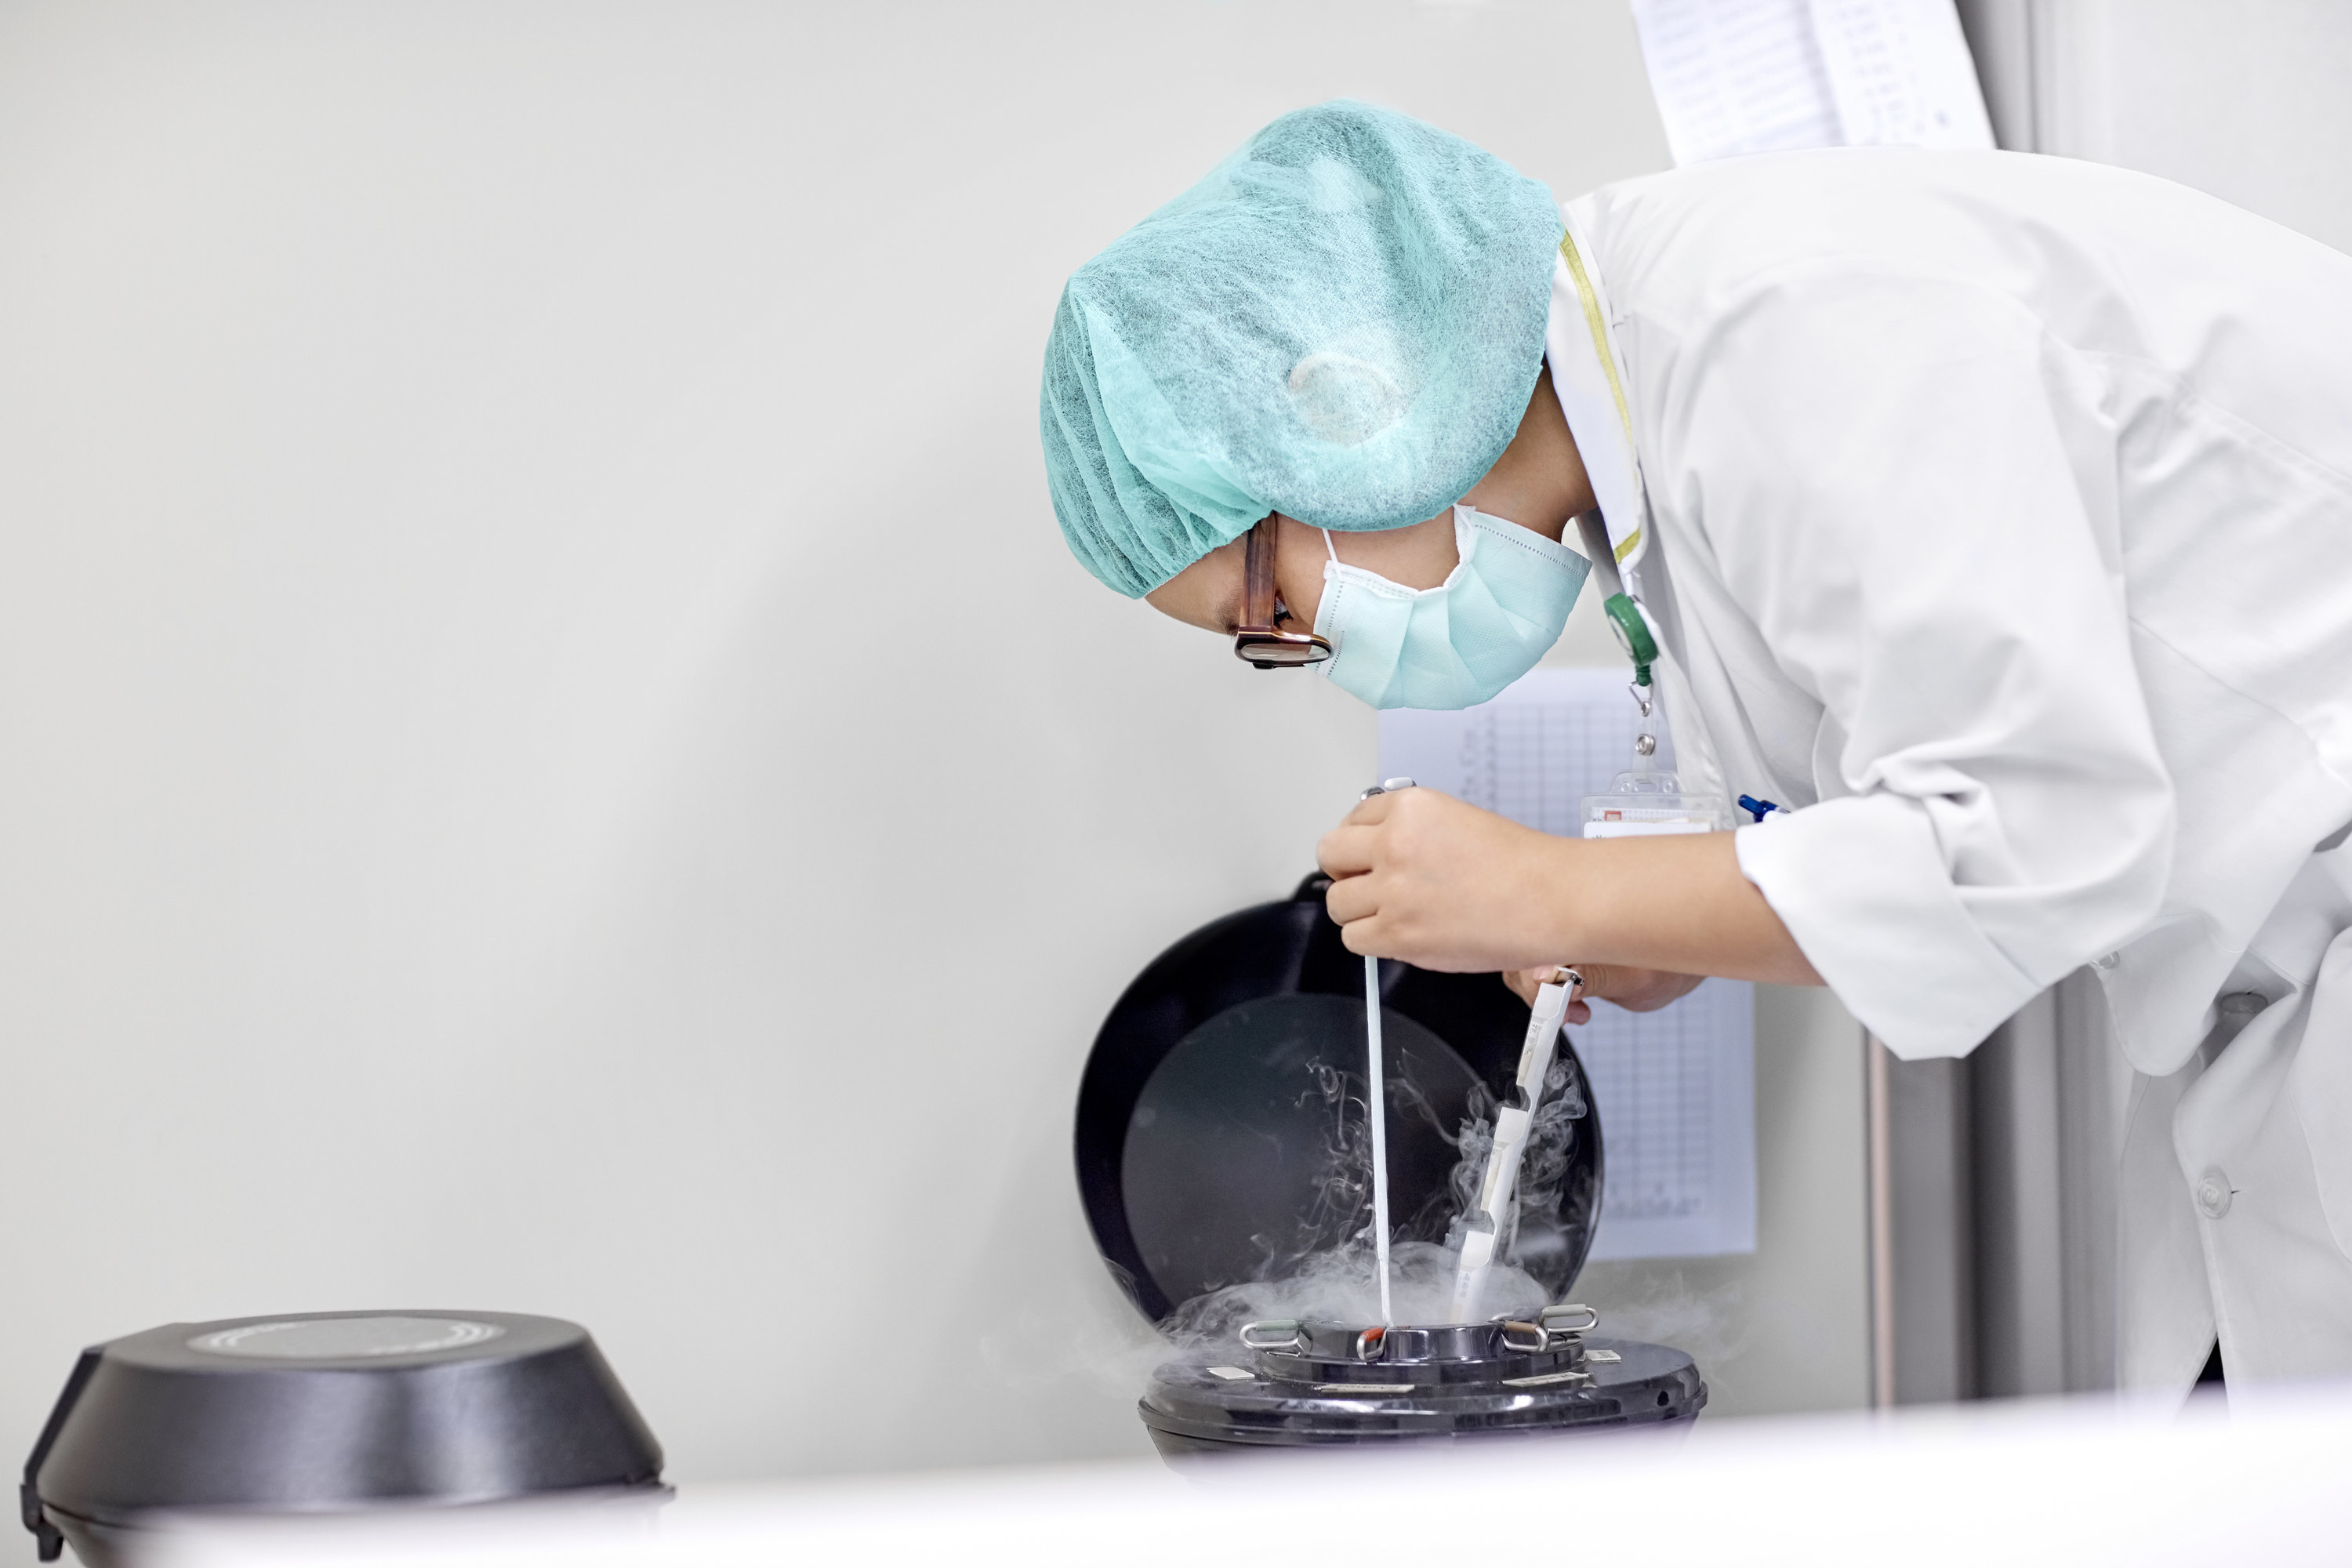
1448, 965, 1583, 1323
1355, 775, 1421, 1326
1356, 777, 1422, 1327
1364, 946, 1392, 1327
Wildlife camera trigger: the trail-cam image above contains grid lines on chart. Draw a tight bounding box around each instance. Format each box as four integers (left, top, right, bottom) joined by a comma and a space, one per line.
1452, 693, 1669, 831
1575, 984, 1721, 1222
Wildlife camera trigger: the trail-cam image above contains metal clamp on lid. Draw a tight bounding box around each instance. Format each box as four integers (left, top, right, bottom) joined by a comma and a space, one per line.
1238, 1319, 1306, 1352
1501, 1303, 1599, 1352
1540, 1302, 1600, 1334
1497, 1320, 1549, 1354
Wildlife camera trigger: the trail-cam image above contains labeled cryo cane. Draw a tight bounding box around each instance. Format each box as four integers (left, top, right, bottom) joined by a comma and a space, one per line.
1448, 965, 1583, 1323
1357, 777, 1418, 1326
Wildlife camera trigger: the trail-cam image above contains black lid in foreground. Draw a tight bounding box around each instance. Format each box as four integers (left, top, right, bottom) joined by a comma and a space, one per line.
23, 1310, 662, 1562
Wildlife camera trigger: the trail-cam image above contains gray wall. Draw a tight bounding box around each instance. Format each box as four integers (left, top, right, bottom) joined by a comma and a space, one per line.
0, 0, 1871, 1481
1577, 984, 1869, 1417
1963, 0, 2352, 250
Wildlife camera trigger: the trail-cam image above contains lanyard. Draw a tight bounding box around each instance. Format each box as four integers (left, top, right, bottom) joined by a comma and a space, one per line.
1557, 230, 1639, 514
1560, 229, 1662, 758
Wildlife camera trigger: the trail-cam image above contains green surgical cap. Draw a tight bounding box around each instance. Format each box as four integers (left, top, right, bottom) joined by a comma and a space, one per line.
1040, 100, 1563, 598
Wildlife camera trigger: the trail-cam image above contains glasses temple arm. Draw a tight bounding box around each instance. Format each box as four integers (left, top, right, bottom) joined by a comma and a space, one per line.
1242, 517, 1277, 630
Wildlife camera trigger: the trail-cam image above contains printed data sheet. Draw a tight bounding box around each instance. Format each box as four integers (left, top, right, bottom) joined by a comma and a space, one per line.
1628, 0, 1993, 167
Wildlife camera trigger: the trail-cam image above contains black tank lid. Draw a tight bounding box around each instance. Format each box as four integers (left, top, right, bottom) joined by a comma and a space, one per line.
1073, 873, 1604, 1324
22, 1310, 662, 1563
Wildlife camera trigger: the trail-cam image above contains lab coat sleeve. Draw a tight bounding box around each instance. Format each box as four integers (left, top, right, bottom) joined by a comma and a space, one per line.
1661, 264, 2176, 1057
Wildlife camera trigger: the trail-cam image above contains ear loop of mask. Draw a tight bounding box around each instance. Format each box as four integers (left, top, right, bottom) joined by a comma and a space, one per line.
1314, 531, 1352, 670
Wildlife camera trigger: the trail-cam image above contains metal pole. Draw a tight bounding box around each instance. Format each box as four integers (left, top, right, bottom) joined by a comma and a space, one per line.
1867, 1032, 1897, 1408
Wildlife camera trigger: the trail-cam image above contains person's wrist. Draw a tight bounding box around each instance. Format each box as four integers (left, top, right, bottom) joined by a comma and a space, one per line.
1518, 830, 1588, 963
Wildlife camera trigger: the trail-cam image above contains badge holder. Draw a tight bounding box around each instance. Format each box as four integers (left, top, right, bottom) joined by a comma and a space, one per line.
1580, 771, 1728, 839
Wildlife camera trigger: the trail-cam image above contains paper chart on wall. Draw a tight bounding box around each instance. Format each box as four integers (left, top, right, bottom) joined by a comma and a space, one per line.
1378, 667, 1757, 1259
1628, 0, 1994, 167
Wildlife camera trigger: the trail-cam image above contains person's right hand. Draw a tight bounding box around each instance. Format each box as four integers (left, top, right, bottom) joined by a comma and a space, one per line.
1503, 964, 1702, 1021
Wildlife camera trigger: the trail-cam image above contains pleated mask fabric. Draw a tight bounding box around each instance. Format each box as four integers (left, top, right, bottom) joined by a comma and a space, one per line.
1313, 506, 1589, 710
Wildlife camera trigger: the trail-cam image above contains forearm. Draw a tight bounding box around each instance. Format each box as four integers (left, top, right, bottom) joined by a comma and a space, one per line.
1526, 830, 1823, 986
1317, 788, 1824, 987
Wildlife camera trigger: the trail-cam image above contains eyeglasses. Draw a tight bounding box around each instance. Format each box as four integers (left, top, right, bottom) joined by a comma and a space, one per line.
1231, 517, 1333, 669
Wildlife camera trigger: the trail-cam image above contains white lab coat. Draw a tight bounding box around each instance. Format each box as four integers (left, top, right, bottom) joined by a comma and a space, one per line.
1553, 149, 2352, 1392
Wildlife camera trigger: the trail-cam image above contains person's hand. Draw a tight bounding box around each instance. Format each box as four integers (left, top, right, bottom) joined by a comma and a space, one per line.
1317, 787, 1573, 973
1319, 784, 1828, 993
1502, 964, 1704, 1022
1321, 790, 1708, 1020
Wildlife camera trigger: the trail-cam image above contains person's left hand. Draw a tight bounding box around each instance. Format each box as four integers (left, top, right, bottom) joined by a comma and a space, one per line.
1502, 964, 1704, 1023
1317, 786, 1573, 973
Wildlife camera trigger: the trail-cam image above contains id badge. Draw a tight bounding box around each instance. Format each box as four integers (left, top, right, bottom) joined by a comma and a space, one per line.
1580, 771, 1729, 839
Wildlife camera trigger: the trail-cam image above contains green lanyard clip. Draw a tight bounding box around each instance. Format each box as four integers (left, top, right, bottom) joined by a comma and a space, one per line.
1603, 591, 1657, 691
1576, 512, 1657, 691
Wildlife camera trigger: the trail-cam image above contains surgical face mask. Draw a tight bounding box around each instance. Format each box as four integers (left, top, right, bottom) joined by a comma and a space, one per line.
1313, 506, 1590, 710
